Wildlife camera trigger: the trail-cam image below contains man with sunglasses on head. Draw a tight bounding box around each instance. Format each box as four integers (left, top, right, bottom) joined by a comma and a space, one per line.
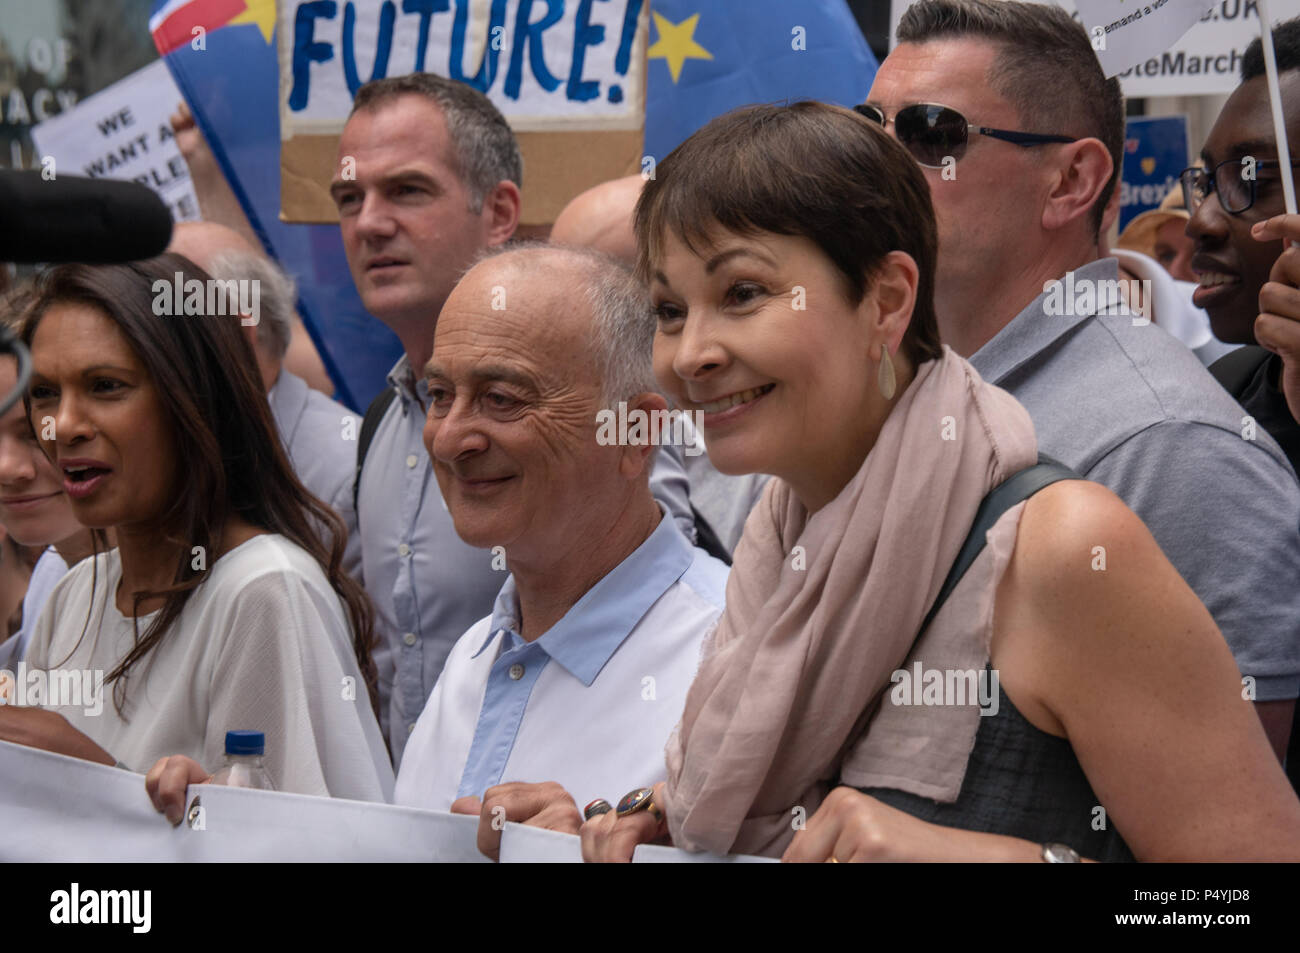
867, 0, 1300, 764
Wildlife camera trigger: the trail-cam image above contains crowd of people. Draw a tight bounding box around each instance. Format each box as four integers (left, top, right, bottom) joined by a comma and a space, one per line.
2, 0, 1300, 862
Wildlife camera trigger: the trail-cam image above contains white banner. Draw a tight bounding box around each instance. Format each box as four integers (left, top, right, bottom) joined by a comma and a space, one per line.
30, 59, 200, 223
0, 740, 770, 863
888, 0, 1300, 97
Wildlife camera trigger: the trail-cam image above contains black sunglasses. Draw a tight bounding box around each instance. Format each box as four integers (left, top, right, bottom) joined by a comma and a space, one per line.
1179, 157, 1300, 216
854, 102, 1080, 169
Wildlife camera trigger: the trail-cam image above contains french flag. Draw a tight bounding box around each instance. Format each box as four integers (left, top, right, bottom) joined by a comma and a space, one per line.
149, 0, 249, 57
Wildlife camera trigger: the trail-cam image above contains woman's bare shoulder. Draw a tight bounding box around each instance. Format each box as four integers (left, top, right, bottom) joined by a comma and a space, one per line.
991, 478, 1219, 732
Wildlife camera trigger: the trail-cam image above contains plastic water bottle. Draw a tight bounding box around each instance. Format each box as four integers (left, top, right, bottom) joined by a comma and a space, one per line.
209, 730, 275, 790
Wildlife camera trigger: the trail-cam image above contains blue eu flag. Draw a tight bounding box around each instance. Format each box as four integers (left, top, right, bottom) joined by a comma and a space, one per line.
644, 0, 878, 159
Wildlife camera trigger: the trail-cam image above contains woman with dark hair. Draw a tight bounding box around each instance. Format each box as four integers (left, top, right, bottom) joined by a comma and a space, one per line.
0, 254, 393, 802
0, 288, 105, 673
579, 102, 1300, 861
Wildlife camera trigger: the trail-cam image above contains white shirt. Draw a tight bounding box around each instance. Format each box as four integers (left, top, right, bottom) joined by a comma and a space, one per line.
1111, 249, 1239, 366
24, 535, 394, 802
393, 511, 728, 812
0, 546, 68, 670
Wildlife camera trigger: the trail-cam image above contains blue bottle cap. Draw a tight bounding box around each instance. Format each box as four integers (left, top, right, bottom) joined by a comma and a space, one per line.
224, 730, 265, 756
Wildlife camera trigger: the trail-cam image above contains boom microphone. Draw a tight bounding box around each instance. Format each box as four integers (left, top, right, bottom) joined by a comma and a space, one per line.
0, 171, 173, 264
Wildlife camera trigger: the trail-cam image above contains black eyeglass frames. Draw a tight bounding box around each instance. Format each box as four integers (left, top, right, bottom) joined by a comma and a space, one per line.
1179, 157, 1300, 216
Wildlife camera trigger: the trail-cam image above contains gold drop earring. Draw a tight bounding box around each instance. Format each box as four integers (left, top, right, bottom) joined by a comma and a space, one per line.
877, 343, 896, 400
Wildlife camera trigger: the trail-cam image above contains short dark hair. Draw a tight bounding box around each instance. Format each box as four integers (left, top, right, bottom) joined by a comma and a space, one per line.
1243, 16, 1300, 80
898, 0, 1124, 235
635, 101, 943, 368
351, 72, 522, 212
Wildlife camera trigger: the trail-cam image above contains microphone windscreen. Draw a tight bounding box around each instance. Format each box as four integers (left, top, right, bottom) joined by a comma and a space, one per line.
0, 171, 173, 264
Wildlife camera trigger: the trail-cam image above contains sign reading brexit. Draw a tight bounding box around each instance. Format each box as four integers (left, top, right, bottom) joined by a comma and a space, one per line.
277, 0, 649, 223
1119, 114, 1189, 230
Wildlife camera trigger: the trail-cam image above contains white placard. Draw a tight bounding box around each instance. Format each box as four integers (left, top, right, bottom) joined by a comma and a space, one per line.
30, 58, 200, 223
888, 0, 1300, 98
1077, 0, 1215, 78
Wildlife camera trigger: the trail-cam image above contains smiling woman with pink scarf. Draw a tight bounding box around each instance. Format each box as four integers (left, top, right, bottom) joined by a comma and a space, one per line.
576, 102, 1300, 863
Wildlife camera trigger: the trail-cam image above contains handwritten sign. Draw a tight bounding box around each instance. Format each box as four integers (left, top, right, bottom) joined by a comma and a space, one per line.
31, 59, 200, 223
277, 0, 648, 223
283, 0, 645, 129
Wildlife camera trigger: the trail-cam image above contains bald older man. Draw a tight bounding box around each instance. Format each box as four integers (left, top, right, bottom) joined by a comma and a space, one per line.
169, 222, 362, 580
392, 244, 728, 857
550, 175, 645, 262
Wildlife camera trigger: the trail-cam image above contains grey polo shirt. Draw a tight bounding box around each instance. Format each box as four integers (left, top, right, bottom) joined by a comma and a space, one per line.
970, 257, 1300, 702
268, 369, 363, 582
358, 355, 696, 767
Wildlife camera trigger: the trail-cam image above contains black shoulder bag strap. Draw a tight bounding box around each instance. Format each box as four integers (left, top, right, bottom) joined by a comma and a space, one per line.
353, 385, 399, 523
1209, 345, 1271, 398
691, 504, 733, 566
915, 455, 1081, 637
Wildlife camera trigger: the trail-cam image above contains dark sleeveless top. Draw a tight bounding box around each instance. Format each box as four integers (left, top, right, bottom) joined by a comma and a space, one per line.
859, 670, 1136, 863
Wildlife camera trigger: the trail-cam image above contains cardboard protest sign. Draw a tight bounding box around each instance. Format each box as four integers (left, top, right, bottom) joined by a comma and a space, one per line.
278, 0, 649, 225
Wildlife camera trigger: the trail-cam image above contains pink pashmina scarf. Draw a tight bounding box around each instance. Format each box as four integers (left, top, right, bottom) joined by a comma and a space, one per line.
660, 346, 1038, 856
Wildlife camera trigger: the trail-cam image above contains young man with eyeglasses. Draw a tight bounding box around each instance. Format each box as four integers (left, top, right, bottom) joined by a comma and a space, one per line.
867, 0, 1300, 765
1188, 19, 1300, 476
1187, 18, 1300, 790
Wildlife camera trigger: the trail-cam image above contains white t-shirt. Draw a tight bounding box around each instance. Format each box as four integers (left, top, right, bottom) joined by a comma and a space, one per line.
24, 534, 394, 802
1111, 248, 1238, 366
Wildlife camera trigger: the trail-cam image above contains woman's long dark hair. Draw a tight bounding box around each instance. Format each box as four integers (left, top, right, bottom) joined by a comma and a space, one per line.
21, 254, 378, 718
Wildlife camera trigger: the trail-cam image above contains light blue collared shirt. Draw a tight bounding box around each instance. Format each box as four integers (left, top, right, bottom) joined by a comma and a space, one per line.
358, 356, 697, 767
393, 510, 728, 812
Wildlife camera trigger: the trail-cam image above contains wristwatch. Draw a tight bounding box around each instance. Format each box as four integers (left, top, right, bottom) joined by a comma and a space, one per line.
1041, 842, 1080, 863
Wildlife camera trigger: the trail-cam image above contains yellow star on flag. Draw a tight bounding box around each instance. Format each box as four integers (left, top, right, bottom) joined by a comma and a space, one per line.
230, 0, 277, 44
648, 11, 713, 83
